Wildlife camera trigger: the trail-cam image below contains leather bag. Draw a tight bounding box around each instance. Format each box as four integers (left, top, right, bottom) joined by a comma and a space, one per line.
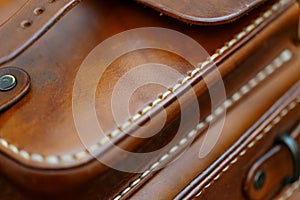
0, 0, 299, 199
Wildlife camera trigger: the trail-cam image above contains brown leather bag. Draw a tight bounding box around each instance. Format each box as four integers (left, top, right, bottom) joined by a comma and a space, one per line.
0, 0, 300, 199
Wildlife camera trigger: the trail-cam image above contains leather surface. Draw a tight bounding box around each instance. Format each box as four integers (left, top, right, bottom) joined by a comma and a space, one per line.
136, 0, 267, 25
0, 0, 291, 170
245, 123, 300, 200
0, 0, 81, 65
0, 0, 299, 198
126, 3, 300, 199
1, 2, 292, 168
130, 56, 300, 199
0, 0, 27, 26
189, 83, 300, 200
135, 82, 300, 200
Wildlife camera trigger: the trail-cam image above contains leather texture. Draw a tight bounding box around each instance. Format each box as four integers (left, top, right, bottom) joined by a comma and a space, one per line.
173, 82, 300, 200
0, 0, 81, 65
245, 124, 300, 200
135, 0, 267, 25
0, 0, 299, 199
124, 3, 300, 197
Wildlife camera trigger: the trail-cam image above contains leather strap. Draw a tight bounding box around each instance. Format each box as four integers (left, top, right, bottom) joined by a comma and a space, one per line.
277, 133, 300, 183
0, 0, 81, 66
245, 123, 300, 200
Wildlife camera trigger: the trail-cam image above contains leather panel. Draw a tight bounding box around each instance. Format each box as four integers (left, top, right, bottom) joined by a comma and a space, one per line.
0, 0, 293, 170
244, 124, 300, 200
0, 0, 298, 197
135, 0, 267, 25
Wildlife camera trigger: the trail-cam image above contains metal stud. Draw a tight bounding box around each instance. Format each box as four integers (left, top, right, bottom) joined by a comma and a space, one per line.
254, 170, 266, 190
0, 74, 17, 91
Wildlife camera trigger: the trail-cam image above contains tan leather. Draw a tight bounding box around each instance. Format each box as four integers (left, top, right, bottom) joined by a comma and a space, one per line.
0, 0, 27, 26
189, 83, 300, 200
129, 60, 300, 199
0, 0, 299, 198
245, 124, 300, 200
126, 3, 300, 199
0, 0, 294, 166
0, 0, 81, 65
135, 0, 266, 25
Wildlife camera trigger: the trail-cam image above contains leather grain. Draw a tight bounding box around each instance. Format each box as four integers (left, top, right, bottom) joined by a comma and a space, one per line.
245, 124, 300, 200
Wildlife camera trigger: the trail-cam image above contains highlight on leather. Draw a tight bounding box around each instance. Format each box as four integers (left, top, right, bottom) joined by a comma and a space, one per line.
72, 27, 226, 173
135, 0, 267, 24
0, 0, 299, 198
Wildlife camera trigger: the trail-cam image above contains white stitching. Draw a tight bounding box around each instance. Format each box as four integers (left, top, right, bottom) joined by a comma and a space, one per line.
0, 0, 290, 166
195, 98, 300, 198
114, 49, 293, 200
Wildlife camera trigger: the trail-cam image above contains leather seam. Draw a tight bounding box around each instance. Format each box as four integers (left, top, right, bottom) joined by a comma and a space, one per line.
194, 97, 300, 198
0, 0, 290, 165
113, 49, 293, 200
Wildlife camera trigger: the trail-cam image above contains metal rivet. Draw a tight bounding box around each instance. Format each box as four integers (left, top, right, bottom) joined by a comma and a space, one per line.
33, 7, 45, 16
20, 20, 32, 29
0, 75, 17, 91
254, 170, 266, 190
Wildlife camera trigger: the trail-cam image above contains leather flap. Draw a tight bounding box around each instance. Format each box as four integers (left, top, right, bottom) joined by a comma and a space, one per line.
135, 0, 267, 25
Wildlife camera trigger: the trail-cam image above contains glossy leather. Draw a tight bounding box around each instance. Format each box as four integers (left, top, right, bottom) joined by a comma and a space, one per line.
0, 0, 299, 199
0, 0, 81, 65
179, 82, 300, 200
136, 0, 266, 25
245, 123, 300, 200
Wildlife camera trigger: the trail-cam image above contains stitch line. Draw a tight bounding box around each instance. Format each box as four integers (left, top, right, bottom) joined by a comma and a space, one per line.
0, 0, 290, 166
113, 49, 292, 200
195, 97, 300, 198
